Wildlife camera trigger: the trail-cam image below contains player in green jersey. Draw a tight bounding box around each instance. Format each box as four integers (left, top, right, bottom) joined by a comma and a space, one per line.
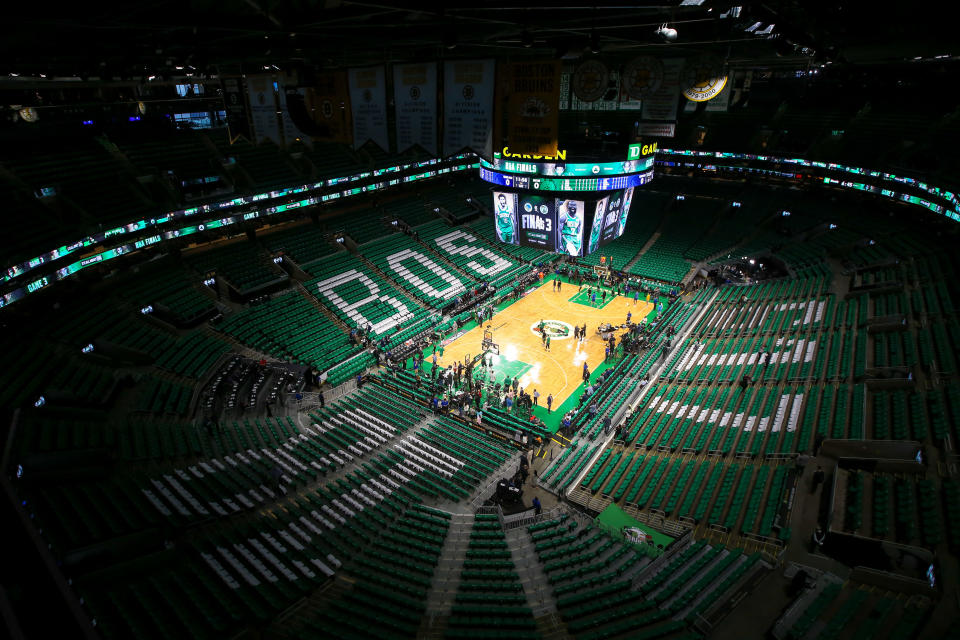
558, 200, 583, 256
495, 193, 516, 244
587, 199, 604, 255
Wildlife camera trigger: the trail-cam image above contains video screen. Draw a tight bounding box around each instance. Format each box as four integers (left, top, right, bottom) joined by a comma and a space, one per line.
492, 188, 634, 257
555, 199, 585, 256
519, 195, 558, 250
587, 196, 607, 255
493, 191, 519, 245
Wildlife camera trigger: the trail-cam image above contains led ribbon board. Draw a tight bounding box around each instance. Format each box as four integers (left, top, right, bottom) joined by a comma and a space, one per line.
482, 155, 654, 177
479, 167, 654, 192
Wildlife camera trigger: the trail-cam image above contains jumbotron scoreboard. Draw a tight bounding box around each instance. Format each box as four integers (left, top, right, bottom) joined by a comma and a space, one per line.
481, 142, 657, 257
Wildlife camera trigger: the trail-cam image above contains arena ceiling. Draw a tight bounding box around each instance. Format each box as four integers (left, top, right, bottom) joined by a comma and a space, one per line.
0, 1, 956, 79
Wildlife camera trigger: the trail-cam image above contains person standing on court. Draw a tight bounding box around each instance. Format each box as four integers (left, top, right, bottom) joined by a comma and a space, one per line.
547, 393, 553, 413
533, 389, 540, 406
633, 290, 639, 305
627, 311, 632, 324
545, 335, 551, 351
557, 280, 562, 293
591, 291, 597, 306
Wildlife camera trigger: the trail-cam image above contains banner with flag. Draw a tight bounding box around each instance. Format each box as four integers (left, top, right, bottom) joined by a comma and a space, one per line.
247, 74, 282, 145
348, 66, 389, 151
443, 59, 495, 158
393, 62, 438, 155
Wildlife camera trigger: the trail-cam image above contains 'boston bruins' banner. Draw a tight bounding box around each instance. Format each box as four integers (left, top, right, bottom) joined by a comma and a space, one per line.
442, 59, 495, 158
505, 61, 561, 157
572, 59, 609, 103
348, 66, 389, 151
393, 62, 438, 155
621, 56, 664, 99
309, 71, 352, 145
681, 55, 728, 103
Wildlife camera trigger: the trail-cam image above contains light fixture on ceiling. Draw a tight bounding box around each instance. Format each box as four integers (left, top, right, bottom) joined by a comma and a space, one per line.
656, 24, 678, 42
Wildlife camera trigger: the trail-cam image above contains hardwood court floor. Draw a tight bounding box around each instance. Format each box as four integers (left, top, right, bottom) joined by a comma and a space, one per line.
432, 283, 655, 406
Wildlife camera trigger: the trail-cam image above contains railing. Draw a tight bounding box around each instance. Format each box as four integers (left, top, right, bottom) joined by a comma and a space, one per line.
502, 506, 564, 531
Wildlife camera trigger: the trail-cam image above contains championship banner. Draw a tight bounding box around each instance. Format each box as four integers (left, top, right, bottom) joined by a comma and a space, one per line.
221, 76, 251, 142
729, 69, 753, 109
348, 66, 389, 151
278, 84, 310, 147
681, 55, 728, 103
443, 59, 495, 158
505, 61, 561, 157
393, 62, 438, 155
246, 74, 282, 146
310, 71, 352, 145
641, 58, 684, 123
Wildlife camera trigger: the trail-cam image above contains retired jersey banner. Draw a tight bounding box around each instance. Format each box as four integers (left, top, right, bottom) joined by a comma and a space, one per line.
505, 61, 561, 157
247, 75, 281, 146
221, 76, 251, 142
443, 59, 495, 158
641, 58, 683, 122
349, 66, 389, 151
572, 60, 609, 103
622, 56, 664, 99
278, 84, 310, 147
393, 62, 438, 155
681, 55, 728, 103
310, 71, 352, 144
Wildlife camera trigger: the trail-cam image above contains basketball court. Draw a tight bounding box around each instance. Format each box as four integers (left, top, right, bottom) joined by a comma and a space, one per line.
424, 276, 658, 432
